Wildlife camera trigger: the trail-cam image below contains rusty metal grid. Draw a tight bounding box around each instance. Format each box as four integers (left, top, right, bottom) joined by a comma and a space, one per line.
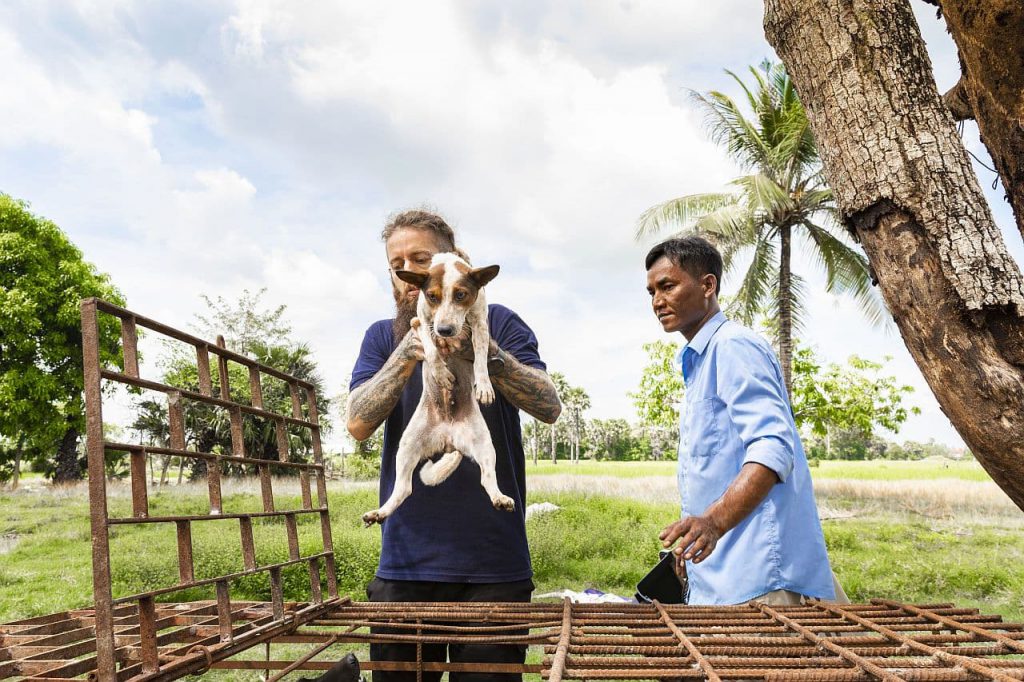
4, 599, 1024, 681
77, 299, 339, 682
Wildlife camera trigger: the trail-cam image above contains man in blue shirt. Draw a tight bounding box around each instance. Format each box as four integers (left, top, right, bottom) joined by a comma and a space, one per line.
645, 236, 846, 605
347, 209, 561, 681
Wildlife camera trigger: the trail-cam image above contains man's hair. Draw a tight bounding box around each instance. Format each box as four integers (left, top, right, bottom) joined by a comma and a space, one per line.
381, 209, 457, 252
645, 235, 723, 295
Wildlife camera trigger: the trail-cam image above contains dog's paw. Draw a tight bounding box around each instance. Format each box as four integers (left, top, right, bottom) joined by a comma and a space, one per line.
362, 510, 385, 527
491, 494, 515, 512
475, 379, 495, 405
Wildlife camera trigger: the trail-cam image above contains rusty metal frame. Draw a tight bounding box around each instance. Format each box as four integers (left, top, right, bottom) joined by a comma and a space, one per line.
4, 598, 1024, 680
3, 300, 1024, 681
78, 299, 338, 682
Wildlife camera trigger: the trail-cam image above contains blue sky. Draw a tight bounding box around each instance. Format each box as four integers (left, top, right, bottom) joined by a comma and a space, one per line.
3, 1, 1021, 450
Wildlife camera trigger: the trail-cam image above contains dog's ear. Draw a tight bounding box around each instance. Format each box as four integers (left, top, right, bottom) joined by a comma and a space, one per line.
394, 269, 429, 288
469, 264, 499, 287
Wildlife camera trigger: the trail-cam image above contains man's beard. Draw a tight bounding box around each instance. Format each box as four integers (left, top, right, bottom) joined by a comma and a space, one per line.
392, 288, 418, 339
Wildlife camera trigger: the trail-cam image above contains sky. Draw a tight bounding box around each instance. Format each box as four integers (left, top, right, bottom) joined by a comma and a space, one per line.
3, 1, 1022, 452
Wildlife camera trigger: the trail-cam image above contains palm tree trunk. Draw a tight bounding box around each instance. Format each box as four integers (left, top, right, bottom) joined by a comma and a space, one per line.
550, 422, 557, 464
778, 223, 794, 397
532, 426, 538, 465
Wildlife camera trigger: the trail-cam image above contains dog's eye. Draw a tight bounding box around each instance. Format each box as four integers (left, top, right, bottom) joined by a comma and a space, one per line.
426, 293, 439, 304
454, 291, 466, 302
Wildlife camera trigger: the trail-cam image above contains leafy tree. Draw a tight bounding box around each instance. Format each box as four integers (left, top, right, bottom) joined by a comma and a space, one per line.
630, 340, 684, 431
0, 195, 125, 484
132, 295, 330, 479
587, 418, 633, 461
791, 345, 919, 459
635, 61, 883, 394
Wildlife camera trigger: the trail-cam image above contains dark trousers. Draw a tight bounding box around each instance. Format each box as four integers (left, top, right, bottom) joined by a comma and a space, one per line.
366, 577, 534, 682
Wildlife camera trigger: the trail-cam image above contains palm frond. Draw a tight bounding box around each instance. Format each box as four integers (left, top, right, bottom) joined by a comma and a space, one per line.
725, 236, 776, 327
692, 204, 756, 272
801, 220, 890, 328
691, 90, 771, 170
634, 192, 736, 240
732, 173, 796, 217
768, 270, 809, 336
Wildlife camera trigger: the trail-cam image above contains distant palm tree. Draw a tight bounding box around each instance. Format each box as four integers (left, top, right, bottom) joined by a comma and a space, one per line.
636, 60, 884, 394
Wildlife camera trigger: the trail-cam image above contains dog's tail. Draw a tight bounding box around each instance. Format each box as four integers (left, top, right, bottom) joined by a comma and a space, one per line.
420, 451, 463, 486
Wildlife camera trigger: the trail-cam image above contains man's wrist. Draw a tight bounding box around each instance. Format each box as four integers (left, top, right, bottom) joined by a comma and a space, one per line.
487, 346, 508, 377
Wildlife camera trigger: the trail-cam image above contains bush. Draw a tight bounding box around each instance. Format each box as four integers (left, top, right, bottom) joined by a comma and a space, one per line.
343, 452, 381, 480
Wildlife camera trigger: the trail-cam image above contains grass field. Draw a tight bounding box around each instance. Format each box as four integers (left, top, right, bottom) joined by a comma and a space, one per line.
2, 458, 1022, 628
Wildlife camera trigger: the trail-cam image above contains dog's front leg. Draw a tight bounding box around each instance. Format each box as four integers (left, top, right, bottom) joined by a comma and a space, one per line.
470, 308, 494, 405
419, 318, 454, 390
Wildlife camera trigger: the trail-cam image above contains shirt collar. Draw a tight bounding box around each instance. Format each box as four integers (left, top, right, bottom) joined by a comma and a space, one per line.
676, 310, 727, 363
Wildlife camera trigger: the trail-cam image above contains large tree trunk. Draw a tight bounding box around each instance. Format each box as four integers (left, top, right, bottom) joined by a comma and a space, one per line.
550, 422, 557, 464
53, 426, 83, 483
764, 0, 1024, 510
778, 223, 794, 397
928, 0, 1024, 241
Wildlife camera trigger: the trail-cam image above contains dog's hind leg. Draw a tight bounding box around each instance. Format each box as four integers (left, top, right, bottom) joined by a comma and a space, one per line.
362, 427, 430, 526
419, 451, 463, 486
459, 424, 515, 512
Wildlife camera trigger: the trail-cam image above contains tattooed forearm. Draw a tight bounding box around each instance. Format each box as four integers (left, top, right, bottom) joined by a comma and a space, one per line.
346, 330, 422, 441
490, 348, 562, 423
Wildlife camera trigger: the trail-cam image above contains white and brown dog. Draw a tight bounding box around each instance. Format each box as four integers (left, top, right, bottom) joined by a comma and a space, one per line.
362, 252, 515, 526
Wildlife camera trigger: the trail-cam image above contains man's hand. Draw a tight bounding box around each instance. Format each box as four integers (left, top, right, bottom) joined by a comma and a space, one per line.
660, 515, 724, 565
397, 319, 426, 362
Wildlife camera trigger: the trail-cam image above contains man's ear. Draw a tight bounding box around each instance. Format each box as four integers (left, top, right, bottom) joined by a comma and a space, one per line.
470, 264, 500, 287
394, 269, 429, 288
703, 273, 718, 298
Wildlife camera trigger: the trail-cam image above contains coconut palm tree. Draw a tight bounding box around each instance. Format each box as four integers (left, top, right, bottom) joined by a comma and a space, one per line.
636, 61, 884, 395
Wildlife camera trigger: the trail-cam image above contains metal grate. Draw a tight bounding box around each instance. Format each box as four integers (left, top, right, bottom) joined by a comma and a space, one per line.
3, 599, 1024, 680
78, 299, 339, 682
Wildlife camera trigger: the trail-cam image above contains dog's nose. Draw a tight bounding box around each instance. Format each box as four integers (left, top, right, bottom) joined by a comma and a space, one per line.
436, 324, 456, 337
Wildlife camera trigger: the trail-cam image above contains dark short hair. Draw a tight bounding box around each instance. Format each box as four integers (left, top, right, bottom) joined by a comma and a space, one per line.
645, 236, 723, 295
381, 209, 456, 251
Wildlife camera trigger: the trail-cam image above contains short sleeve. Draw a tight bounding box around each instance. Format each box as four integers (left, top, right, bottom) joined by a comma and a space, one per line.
349, 321, 393, 390
714, 336, 796, 483
489, 305, 547, 371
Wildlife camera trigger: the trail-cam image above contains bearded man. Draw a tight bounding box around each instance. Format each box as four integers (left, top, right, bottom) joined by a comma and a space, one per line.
346, 209, 561, 682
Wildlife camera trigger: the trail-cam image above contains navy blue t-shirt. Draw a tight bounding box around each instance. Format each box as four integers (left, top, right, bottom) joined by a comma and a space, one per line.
349, 304, 545, 582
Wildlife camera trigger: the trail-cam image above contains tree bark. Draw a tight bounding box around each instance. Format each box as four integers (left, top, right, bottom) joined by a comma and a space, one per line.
764, 0, 1024, 510
778, 223, 794, 397
11, 434, 25, 490
930, 0, 1024, 241
53, 426, 83, 483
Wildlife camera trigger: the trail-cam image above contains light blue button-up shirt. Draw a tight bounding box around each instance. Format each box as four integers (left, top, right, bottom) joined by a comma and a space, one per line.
676, 311, 834, 605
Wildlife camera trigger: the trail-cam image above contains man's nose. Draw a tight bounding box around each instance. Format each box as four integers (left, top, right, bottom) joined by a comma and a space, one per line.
436, 324, 456, 337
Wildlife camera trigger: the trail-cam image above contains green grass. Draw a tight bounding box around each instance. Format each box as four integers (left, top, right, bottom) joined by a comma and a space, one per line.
528, 458, 992, 482
2, 479, 1022, 624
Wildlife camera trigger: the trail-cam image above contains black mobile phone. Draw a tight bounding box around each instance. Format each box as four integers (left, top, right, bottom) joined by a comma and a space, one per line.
634, 550, 687, 604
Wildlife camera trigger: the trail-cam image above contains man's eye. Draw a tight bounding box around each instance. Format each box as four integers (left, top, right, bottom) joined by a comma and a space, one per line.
415, 255, 431, 265
454, 291, 466, 301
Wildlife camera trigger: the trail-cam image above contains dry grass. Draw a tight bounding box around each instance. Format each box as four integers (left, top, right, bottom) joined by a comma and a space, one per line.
526, 472, 1023, 524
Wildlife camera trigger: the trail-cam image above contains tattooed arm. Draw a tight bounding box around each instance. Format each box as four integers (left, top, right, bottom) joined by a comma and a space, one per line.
346, 326, 423, 441
488, 340, 561, 424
